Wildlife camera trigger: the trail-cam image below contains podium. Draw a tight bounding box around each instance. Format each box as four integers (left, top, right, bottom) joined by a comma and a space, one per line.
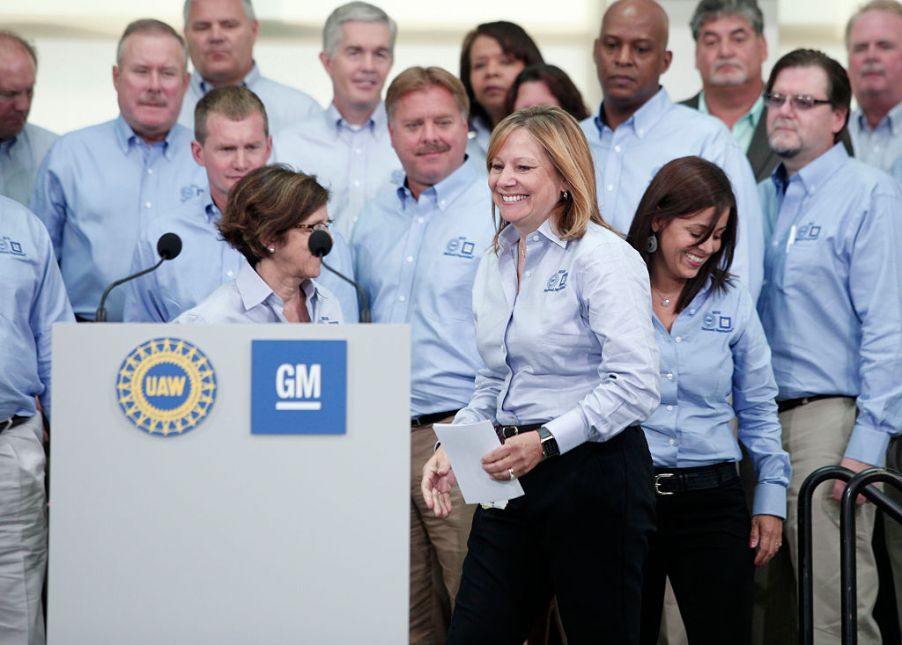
47, 323, 410, 645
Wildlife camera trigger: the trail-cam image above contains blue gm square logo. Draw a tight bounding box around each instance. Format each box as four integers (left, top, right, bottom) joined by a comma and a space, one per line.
251, 340, 347, 434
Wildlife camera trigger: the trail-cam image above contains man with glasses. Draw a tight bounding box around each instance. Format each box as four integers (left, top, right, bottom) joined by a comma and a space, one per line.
758, 49, 902, 645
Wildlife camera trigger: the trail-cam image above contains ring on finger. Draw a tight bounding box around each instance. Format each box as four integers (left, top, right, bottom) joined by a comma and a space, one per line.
508, 467, 516, 480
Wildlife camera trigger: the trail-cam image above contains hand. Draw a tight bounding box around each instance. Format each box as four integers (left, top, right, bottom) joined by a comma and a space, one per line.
831, 457, 873, 504
421, 448, 457, 519
482, 432, 544, 482
750, 514, 783, 567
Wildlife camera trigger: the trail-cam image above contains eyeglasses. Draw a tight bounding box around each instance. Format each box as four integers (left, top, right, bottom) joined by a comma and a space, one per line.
295, 219, 333, 233
763, 93, 832, 111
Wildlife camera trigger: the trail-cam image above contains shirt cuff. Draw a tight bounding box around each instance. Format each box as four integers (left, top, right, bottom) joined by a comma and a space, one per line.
544, 409, 588, 455
752, 482, 787, 519
844, 422, 892, 467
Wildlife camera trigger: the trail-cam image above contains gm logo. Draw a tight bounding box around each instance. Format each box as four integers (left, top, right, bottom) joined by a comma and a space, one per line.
0, 236, 25, 257
544, 269, 569, 292
796, 222, 821, 242
251, 340, 347, 434
702, 310, 733, 333
443, 236, 476, 259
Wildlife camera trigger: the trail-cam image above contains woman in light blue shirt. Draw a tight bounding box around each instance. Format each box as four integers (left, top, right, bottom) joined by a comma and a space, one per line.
422, 106, 660, 643
177, 165, 342, 325
625, 156, 790, 645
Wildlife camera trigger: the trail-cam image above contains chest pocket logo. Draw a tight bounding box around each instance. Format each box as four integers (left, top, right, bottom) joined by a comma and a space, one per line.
702, 310, 733, 333
796, 222, 821, 242
180, 184, 206, 202
0, 236, 25, 257
443, 236, 477, 259
544, 269, 569, 292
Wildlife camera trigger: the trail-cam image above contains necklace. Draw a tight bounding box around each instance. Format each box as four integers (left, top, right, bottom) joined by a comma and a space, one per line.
653, 288, 678, 308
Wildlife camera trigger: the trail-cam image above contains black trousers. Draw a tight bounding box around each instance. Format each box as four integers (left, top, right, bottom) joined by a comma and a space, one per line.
447, 426, 655, 645
639, 475, 755, 645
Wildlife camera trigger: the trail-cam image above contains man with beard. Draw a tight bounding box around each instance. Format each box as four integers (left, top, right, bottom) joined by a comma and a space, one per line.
274, 2, 401, 241
758, 49, 902, 645
350, 67, 493, 644
0, 32, 57, 205
29, 19, 204, 322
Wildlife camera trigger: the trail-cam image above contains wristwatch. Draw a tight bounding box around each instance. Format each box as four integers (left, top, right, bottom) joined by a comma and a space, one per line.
538, 426, 560, 459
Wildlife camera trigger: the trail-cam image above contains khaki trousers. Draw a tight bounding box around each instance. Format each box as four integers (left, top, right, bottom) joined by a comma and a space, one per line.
409, 421, 475, 645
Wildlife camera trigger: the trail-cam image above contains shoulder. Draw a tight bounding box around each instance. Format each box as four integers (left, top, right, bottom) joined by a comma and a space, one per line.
175, 281, 239, 324
661, 103, 732, 143
570, 223, 646, 274
25, 123, 59, 147
0, 196, 54, 256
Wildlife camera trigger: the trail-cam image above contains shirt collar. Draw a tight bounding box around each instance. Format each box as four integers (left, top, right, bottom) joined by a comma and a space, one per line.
204, 197, 222, 224
236, 260, 273, 311
595, 86, 671, 138
855, 99, 902, 134
698, 91, 764, 129
113, 114, 179, 158
395, 156, 479, 212
325, 101, 388, 138
497, 216, 568, 251
771, 142, 848, 196
0, 128, 21, 155
195, 63, 261, 95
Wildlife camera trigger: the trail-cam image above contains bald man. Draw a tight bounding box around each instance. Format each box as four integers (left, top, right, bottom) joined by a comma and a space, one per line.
0, 32, 57, 205
581, 0, 764, 298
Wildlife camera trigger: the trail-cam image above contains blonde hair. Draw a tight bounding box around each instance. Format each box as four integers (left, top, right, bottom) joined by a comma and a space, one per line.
486, 106, 609, 251
385, 66, 469, 121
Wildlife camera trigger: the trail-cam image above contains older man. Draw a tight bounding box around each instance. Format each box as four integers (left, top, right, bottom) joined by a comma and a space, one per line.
0, 196, 73, 645
30, 19, 204, 321
275, 2, 400, 240
179, 0, 320, 131
351, 66, 493, 644
758, 49, 902, 645
846, 0, 902, 172
0, 32, 57, 205
582, 0, 764, 298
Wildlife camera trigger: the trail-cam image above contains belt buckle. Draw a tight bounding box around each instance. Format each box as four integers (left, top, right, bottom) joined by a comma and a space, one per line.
654, 473, 675, 496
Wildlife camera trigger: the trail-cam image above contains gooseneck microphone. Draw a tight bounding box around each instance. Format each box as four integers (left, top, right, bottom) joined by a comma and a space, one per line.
95, 233, 183, 322
308, 229, 371, 323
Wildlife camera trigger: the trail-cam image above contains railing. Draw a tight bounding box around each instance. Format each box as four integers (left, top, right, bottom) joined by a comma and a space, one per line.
798, 465, 902, 645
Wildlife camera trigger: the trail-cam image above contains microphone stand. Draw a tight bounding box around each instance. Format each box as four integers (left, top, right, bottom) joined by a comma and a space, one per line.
95, 258, 165, 322
321, 259, 371, 323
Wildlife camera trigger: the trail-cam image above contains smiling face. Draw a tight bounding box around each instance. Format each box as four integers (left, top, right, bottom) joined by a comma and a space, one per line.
389, 84, 469, 199
488, 127, 565, 236
469, 34, 526, 126
695, 14, 767, 88
320, 21, 393, 121
185, 0, 257, 86
651, 206, 729, 286
847, 9, 902, 111
113, 32, 189, 143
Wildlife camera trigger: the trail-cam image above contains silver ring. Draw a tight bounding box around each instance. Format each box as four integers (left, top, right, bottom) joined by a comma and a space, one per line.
508, 468, 515, 480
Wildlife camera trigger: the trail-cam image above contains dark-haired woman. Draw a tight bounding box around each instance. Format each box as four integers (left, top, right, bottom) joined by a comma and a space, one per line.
176, 165, 342, 324
507, 63, 589, 121
459, 21, 543, 159
626, 156, 790, 645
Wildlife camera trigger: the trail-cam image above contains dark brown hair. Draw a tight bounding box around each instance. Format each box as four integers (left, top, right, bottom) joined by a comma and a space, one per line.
506, 64, 590, 121
459, 21, 544, 130
626, 156, 737, 312
219, 165, 329, 266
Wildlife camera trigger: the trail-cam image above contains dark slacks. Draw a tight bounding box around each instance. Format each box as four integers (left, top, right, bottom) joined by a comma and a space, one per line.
639, 476, 755, 645
447, 426, 655, 645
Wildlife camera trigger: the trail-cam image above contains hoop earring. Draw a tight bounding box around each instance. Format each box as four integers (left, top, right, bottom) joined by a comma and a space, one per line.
645, 234, 658, 253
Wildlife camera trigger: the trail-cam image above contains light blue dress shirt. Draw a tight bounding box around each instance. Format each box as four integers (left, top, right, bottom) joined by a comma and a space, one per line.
178, 65, 321, 133
29, 116, 205, 321
849, 102, 902, 173
351, 158, 495, 417
698, 91, 764, 154
580, 88, 765, 300
175, 260, 342, 324
454, 219, 661, 455
0, 123, 57, 206
758, 143, 902, 466
273, 102, 401, 240
892, 155, 902, 183
122, 192, 360, 323
643, 279, 790, 517
465, 117, 492, 165
0, 197, 74, 420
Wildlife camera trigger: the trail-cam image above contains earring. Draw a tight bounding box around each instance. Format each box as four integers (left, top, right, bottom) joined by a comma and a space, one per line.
561, 190, 570, 201
267, 246, 276, 254
645, 234, 658, 253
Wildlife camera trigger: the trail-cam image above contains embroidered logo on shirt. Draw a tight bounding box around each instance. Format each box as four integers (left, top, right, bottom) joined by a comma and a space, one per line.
702, 310, 733, 333
544, 269, 569, 292
0, 236, 25, 257
443, 236, 477, 258
180, 184, 206, 202
796, 222, 821, 242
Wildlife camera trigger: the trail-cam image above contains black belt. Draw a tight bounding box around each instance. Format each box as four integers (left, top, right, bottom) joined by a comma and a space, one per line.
495, 423, 544, 442
777, 394, 841, 414
653, 462, 738, 496
411, 410, 459, 428
0, 416, 29, 433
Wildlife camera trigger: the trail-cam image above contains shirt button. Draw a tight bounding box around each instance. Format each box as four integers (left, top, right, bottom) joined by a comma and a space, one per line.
607, 184, 613, 191
417, 217, 424, 224
525, 271, 531, 277
440, 200, 447, 208
614, 145, 621, 153
354, 148, 362, 155
352, 180, 361, 187
406, 256, 413, 263
666, 405, 674, 412
144, 201, 152, 208
146, 168, 153, 175
226, 271, 234, 277
531, 235, 539, 242
674, 336, 682, 343
638, 128, 645, 136
398, 295, 406, 302
668, 438, 676, 446
665, 372, 673, 380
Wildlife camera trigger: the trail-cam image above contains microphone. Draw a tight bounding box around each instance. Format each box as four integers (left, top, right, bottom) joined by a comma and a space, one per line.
95, 233, 183, 322
308, 229, 371, 323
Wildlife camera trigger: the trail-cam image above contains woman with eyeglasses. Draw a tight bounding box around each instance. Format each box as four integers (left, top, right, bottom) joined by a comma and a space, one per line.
176, 165, 342, 324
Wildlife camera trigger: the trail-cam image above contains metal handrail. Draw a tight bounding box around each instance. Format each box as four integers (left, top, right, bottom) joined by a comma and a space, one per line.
797, 465, 902, 645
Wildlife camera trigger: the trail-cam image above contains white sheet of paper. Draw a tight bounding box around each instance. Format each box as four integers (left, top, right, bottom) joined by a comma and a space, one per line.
433, 420, 525, 505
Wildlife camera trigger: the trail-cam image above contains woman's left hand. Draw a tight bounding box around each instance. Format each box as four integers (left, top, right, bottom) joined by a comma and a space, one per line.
482, 432, 544, 481
750, 514, 784, 567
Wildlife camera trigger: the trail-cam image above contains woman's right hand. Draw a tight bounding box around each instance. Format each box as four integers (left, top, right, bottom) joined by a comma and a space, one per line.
421, 447, 457, 518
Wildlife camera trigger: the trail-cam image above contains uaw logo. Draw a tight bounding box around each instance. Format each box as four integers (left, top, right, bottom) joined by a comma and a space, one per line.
0, 236, 25, 257
116, 338, 217, 437
701, 309, 734, 333
544, 269, 569, 292
251, 340, 347, 435
796, 222, 821, 242
443, 236, 477, 259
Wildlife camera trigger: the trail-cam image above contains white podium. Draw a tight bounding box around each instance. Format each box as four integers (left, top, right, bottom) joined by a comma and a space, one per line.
47, 323, 410, 645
